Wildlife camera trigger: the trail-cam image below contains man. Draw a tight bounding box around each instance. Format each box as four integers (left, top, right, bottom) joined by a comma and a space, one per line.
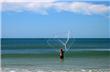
60, 48, 64, 59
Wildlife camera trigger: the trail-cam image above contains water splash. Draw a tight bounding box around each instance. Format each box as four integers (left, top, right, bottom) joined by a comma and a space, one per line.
47, 31, 72, 51
58, 31, 71, 51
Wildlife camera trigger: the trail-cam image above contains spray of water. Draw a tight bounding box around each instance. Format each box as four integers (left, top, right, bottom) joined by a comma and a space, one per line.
47, 31, 71, 51
58, 31, 71, 51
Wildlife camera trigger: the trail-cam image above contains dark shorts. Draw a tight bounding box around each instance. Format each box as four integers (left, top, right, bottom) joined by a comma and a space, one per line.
60, 56, 64, 59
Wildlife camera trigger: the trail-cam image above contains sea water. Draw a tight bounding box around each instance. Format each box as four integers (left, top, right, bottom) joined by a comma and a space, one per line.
1, 38, 110, 72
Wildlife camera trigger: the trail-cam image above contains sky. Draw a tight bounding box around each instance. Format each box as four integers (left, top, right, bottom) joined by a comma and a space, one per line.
1, 0, 110, 38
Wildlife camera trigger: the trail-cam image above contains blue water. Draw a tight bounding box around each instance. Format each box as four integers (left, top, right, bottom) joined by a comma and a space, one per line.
1, 38, 110, 72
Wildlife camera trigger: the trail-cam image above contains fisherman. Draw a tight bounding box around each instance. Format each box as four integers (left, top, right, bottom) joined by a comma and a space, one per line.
60, 48, 64, 60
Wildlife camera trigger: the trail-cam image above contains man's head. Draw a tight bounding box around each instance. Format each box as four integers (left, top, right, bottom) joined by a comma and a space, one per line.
60, 48, 63, 51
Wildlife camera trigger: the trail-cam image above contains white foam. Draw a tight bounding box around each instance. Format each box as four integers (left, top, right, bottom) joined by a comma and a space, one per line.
2, 67, 110, 72
10, 70, 16, 72
81, 69, 86, 72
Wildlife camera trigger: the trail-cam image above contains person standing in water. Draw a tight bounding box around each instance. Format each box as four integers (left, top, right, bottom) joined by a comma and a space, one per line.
60, 48, 64, 60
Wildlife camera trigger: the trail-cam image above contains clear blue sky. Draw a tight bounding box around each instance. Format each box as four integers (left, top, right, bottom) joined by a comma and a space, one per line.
1, 1, 110, 38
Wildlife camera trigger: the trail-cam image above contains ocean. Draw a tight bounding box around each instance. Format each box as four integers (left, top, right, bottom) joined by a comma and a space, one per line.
1, 38, 110, 72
